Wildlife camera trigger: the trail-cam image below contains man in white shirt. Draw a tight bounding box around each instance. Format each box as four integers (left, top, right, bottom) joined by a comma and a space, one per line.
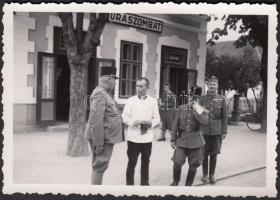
122, 77, 161, 185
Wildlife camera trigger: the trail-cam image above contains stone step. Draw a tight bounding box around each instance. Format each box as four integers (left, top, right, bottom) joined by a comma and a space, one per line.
46, 123, 69, 132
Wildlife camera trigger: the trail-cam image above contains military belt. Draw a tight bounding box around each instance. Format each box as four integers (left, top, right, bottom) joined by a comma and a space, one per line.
179, 128, 199, 134
210, 117, 222, 120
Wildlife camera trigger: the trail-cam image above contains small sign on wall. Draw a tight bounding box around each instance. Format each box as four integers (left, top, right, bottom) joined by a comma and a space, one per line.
97, 58, 115, 77
109, 13, 163, 33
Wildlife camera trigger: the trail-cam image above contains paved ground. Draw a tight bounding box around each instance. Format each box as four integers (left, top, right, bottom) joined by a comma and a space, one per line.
13, 124, 266, 186
211, 168, 266, 187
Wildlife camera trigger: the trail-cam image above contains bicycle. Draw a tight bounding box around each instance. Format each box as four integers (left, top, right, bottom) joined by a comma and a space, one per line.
244, 96, 262, 131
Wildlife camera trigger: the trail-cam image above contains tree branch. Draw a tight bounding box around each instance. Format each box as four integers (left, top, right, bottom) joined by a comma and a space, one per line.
81, 13, 109, 61
57, 12, 78, 59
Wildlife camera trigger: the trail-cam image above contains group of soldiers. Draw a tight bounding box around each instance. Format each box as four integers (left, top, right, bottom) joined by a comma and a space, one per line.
85, 66, 228, 186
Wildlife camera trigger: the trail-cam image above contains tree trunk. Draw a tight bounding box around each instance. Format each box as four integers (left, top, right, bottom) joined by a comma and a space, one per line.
67, 62, 89, 156
58, 12, 109, 156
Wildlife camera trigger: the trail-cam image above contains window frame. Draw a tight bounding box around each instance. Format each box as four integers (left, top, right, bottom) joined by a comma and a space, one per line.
119, 40, 143, 98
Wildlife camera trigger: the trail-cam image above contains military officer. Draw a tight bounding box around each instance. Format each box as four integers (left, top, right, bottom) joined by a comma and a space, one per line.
85, 66, 124, 185
170, 87, 208, 186
158, 83, 177, 141
199, 76, 228, 184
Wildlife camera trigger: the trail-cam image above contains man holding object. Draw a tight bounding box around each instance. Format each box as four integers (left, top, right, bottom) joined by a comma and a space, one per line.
170, 87, 208, 186
122, 77, 161, 185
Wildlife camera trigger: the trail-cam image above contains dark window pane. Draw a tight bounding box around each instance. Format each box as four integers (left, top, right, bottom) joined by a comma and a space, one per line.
125, 80, 130, 97
133, 45, 141, 61
122, 43, 131, 60
121, 80, 126, 96
132, 64, 141, 80
132, 81, 136, 95
121, 63, 130, 79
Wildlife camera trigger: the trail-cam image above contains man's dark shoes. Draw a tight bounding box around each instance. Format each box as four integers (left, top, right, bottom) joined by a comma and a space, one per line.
157, 137, 166, 141
201, 175, 208, 183
209, 175, 216, 185
170, 181, 179, 186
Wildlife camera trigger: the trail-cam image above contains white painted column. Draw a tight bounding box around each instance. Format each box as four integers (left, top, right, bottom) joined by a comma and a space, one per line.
13, 12, 35, 104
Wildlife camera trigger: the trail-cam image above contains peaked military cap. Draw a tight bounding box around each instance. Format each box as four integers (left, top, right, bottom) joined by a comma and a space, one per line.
101, 66, 118, 79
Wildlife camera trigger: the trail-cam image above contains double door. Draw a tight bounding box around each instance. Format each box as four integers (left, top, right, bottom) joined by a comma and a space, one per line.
160, 45, 197, 105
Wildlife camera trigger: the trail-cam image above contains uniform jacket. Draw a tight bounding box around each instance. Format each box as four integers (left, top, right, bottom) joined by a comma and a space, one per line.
171, 105, 208, 148
85, 86, 124, 147
199, 93, 228, 136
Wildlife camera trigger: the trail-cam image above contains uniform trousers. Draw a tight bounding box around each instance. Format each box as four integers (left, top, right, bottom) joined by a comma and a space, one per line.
172, 146, 204, 170
89, 141, 114, 185
202, 135, 222, 176
172, 146, 204, 185
126, 141, 152, 185
160, 110, 176, 132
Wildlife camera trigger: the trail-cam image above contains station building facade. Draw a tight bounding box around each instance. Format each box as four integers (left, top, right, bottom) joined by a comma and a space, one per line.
13, 12, 208, 130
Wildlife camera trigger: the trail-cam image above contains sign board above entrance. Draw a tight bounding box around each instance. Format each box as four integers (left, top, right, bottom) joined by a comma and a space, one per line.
109, 13, 163, 33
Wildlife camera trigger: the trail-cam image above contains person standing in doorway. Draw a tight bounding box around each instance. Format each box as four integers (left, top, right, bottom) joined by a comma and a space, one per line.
170, 87, 208, 186
85, 66, 124, 185
199, 76, 228, 184
158, 83, 177, 141
122, 77, 161, 185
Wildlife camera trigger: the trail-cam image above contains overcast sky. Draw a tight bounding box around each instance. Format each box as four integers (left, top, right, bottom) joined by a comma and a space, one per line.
206, 15, 243, 42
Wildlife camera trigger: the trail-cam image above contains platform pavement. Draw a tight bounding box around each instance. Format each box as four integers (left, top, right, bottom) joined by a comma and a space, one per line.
13, 124, 266, 187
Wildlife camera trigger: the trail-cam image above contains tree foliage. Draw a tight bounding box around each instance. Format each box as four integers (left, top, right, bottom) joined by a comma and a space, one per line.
207, 15, 268, 132
206, 47, 261, 94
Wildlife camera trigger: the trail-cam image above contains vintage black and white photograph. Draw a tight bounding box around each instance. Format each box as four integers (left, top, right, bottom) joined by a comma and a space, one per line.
2, 2, 278, 197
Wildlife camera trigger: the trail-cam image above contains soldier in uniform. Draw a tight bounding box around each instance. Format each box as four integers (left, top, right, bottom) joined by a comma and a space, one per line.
85, 66, 124, 185
199, 76, 228, 184
158, 83, 177, 141
170, 87, 208, 186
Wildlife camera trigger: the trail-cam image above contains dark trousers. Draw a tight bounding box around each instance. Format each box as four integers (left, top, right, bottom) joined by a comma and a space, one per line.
126, 141, 152, 185
202, 154, 217, 176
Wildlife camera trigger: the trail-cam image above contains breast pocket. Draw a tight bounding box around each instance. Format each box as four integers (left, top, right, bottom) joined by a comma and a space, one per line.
179, 111, 192, 130
213, 100, 222, 117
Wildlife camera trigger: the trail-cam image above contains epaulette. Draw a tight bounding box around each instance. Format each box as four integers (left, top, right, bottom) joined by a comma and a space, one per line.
91, 87, 105, 98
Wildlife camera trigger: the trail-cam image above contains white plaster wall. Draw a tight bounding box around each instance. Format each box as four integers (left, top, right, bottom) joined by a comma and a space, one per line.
154, 35, 191, 98
196, 32, 207, 90
13, 12, 35, 104
114, 27, 148, 104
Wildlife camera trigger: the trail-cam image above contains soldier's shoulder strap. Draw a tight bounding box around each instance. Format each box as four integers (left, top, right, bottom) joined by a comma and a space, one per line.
91, 87, 107, 98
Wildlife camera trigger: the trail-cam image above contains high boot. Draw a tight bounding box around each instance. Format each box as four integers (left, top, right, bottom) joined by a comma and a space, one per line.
170, 165, 181, 186
185, 169, 197, 186
157, 131, 166, 141
201, 154, 208, 183
209, 154, 217, 184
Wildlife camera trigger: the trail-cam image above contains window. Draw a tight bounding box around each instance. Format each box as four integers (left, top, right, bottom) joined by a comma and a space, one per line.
119, 41, 143, 98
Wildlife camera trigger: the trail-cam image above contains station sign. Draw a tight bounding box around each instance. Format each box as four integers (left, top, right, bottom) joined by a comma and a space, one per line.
109, 13, 163, 33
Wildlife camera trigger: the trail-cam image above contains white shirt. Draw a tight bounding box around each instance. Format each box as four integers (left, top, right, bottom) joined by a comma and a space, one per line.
122, 95, 161, 143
